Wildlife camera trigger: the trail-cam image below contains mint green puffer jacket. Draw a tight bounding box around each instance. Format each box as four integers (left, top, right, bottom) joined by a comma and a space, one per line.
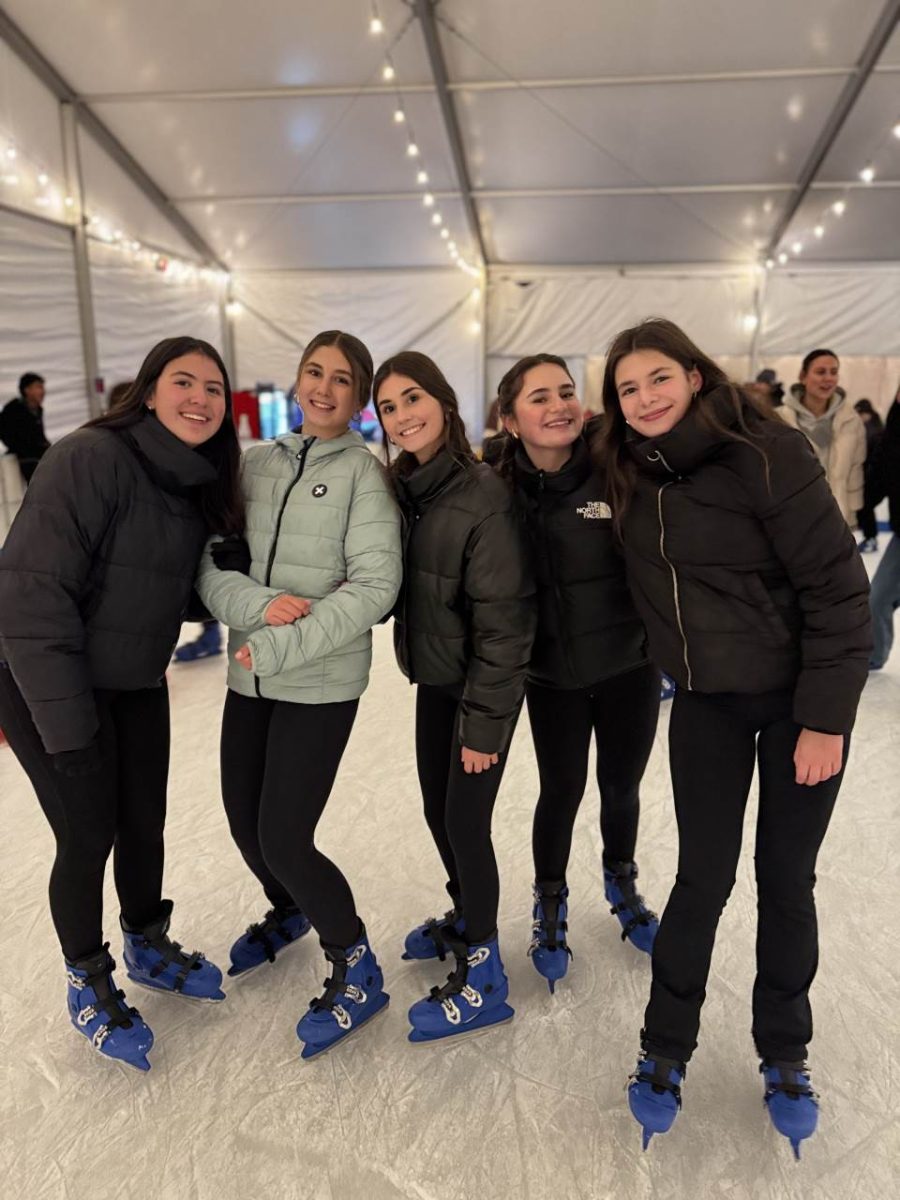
196, 430, 401, 703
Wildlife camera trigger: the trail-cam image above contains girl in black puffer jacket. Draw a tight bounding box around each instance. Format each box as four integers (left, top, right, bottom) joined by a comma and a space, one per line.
597, 319, 871, 1157
493, 354, 661, 992
374, 351, 536, 1045
0, 337, 245, 1072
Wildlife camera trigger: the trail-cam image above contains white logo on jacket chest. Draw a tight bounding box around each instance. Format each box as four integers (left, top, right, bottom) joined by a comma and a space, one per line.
576, 500, 611, 520
311, 484, 328, 498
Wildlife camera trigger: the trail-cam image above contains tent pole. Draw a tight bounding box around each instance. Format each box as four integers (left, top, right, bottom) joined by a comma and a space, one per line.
60, 102, 102, 420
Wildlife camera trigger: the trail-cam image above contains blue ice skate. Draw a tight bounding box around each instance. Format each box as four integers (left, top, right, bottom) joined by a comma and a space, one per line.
660, 674, 676, 701
66, 944, 154, 1072
402, 906, 465, 961
173, 622, 221, 662
603, 860, 658, 955
121, 900, 225, 1001
761, 1059, 819, 1160
227, 904, 312, 977
527, 881, 572, 993
408, 932, 514, 1043
296, 927, 389, 1060
628, 1052, 686, 1150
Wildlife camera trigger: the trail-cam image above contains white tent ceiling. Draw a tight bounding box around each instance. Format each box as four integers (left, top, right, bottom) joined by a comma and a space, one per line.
1, 0, 898, 271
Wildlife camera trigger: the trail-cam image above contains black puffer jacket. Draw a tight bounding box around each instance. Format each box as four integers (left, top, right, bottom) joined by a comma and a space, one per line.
621, 389, 871, 734
0, 416, 217, 753
868, 398, 900, 535
393, 448, 536, 754
509, 432, 648, 689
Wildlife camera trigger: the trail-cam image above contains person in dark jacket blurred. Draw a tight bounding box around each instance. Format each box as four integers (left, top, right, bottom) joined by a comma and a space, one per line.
492, 354, 660, 994
0, 371, 50, 482
597, 319, 871, 1157
867, 387, 900, 668
374, 351, 536, 1045
853, 398, 885, 552
0, 337, 245, 1072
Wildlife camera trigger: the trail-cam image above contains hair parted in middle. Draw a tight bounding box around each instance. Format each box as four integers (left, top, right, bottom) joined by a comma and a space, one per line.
491, 353, 576, 479
597, 317, 776, 535
373, 350, 475, 477
297, 330, 374, 415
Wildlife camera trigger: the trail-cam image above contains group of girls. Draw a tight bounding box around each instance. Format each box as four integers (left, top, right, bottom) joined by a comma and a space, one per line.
0, 319, 871, 1161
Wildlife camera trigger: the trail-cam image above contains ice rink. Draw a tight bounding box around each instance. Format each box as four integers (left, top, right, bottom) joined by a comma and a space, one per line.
2, 558, 898, 1200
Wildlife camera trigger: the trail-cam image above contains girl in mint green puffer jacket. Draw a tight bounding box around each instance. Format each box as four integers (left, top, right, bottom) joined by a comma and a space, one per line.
196, 331, 401, 1060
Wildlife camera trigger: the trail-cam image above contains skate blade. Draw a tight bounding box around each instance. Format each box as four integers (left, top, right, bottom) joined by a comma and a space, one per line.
408, 1003, 514, 1044
126, 975, 226, 1003
227, 929, 310, 978
790, 1139, 801, 1161
299, 995, 390, 1061
641, 1129, 653, 1152
78, 1034, 151, 1074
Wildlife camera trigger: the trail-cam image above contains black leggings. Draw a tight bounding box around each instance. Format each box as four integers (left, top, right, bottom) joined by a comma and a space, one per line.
220, 690, 360, 949
526, 662, 660, 881
644, 688, 846, 1064
415, 684, 515, 945
0, 663, 169, 962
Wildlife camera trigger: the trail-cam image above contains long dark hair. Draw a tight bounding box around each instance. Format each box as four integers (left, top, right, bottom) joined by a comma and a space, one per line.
597, 318, 774, 536
86, 336, 244, 535
296, 330, 374, 417
492, 353, 576, 479
373, 351, 475, 480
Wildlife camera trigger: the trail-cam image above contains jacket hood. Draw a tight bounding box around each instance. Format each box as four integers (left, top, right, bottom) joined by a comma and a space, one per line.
786, 384, 847, 422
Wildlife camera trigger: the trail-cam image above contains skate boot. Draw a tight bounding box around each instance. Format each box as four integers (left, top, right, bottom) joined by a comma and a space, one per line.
628, 1051, 686, 1150
228, 904, 312, 977
760, 1058, 819, 1160
858, 537, 878, 554
66, 944, 154, 1072
660, 674, 676, 701
408, 931, 514, 1043
603, 859, 658, 955
527, 880, 572, 993
174, 622, 222, 662
121, 900, 225, 1001
296, 925, 389, 1059
402, 906, 465, 961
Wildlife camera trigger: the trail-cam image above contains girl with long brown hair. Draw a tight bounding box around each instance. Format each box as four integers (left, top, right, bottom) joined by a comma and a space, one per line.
598, 319, 871, 1157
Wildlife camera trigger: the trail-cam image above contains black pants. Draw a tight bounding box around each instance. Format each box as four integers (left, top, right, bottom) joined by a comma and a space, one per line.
415, 684, 516, 945
220, 690, 360, 949
643, 688, 846, 1064
857, 504, 878, 541
0, 663, 169, 961
526, 662, 660, 881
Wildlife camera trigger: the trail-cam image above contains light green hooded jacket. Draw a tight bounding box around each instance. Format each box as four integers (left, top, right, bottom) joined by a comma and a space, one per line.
196, 430, 402, 703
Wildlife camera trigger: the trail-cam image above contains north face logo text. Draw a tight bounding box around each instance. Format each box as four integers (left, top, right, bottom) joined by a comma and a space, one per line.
576, 501, 611, 519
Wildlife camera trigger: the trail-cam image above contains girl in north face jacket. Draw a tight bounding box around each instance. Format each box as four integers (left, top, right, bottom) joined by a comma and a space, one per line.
374, 351, 536, 1046
196, 330, 402, 1060
493, 354, 661, 995
597, 318, 871, 1158
0, 337, 246, 1071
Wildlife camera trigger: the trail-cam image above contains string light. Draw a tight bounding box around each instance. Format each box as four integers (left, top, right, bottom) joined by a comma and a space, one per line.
777, 252, 788, 264
382, 64, 395, 82
440, 228, 449, 239
393, 107, 405, 124
431, 212, 442, 225
832, 200, 846, 216
791, 241, 803, 255
764, 258, 774, 269
893, 121, 900, 140
422, 192, 434, 207
5, 143, 16, 161
858, 164, 875, 184
814, 224, 825, 239
406, 142, 419, 158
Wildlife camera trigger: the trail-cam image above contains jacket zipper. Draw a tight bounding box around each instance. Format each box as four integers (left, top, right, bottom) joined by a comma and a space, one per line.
253, 437, 316, 697
536, 471, 579, 686
655, 477, 692, 691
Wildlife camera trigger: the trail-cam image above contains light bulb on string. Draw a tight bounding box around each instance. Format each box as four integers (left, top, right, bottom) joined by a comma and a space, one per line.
448, 241, 457, 252
791, 241, 803, 255
814, 224, 825, 239
37, 171, 49, 187
893, 121, 900, 140
406, 142, 419, 158
5, 143, 16, 161
422, 192, 434, 207
832, 200, 846, 216
777, 251, 788, 264
382, 64, 395, 82
369, 17, 384, 36
440, 228, 449, 239
431, 212, 442, 226
859, 164, 875, 184
765, 258, 774, 269
393, 107, 405, 124
416, 170, 429, 185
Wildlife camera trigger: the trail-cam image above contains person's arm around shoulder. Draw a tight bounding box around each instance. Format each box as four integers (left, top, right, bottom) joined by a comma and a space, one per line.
0, 434, 118, 753
746, 426, 871, 769
245, 453, 402, 677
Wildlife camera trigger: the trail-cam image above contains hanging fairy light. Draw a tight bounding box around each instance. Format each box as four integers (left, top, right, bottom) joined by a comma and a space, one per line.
858, 164, 876, 184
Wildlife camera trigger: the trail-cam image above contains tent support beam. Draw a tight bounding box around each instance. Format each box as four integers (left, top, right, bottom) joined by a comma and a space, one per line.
414, 0, 488, 265
0, 7, 225, 268
765, 0, 900, 257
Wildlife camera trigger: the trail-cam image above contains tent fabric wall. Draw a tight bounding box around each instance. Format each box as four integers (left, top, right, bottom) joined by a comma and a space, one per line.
89, 241, 225, 395
758, 269, 900, 356
0, 208, 87, 440
232, 269, 485, 432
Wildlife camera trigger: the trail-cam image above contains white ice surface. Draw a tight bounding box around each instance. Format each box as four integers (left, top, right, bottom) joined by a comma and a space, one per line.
1, 550, 898, 1200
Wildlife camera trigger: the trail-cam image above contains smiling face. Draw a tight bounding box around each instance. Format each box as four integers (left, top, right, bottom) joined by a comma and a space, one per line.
800, 354, 840, 407
504, 362, 582, 466
614, 350, 702, 438
295, 344, 358, 440
375, 373, 446, 464
148, 352, 226, 446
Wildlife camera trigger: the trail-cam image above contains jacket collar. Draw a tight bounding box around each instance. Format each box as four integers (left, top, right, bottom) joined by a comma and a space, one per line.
626, 386, 744, 478
123, 414, 217, 493
514, 433, 592, 496
398, 446, 469, 511
276, 428, 366, 461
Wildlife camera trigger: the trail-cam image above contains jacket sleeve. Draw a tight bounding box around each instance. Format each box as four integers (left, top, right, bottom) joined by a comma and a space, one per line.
458, 506, 537, 754
845, 415, 866, 517
0, 436, 117, 753
194, 536, 284, 632
246, 467, 402, 676
749, 430, 872, 734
